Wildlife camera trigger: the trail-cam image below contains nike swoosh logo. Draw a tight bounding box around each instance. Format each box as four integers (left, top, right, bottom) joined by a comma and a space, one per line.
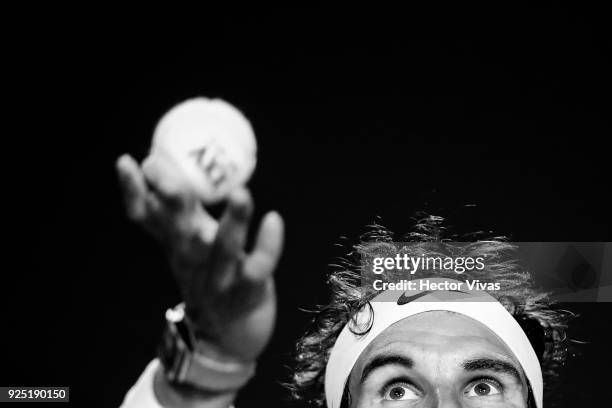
397, 289, 468, 305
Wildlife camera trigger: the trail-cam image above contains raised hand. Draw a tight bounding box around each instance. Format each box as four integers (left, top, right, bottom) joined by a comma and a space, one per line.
116, 152, 284, 362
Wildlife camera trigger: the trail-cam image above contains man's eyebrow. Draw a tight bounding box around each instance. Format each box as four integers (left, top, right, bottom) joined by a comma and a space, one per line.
360, 354, 414, 384
462, 358, 522, 383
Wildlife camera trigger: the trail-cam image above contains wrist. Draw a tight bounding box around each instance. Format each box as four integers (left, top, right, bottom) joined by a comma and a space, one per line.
159, 303, 256, 395
153, 365, 237, 408
184, 305, 268, 363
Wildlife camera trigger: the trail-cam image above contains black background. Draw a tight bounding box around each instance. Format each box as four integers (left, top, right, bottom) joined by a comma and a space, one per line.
3, 6, 611, 407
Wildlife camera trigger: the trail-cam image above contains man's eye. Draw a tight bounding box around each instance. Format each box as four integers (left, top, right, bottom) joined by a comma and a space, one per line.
465, 379, 502, 397
383, 383, 420, 401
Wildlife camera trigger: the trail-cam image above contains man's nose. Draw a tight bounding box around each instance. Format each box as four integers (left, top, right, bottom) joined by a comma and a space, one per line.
427, 388, 463, 408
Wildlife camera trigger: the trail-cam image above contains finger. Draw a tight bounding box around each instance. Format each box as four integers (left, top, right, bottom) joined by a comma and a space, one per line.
208, 188, 254, 288
142, 153, 218, 242
116, 154, 148, 221
214, 187, 254, 255
141, 153, 195, 208
244, 211, 285, 281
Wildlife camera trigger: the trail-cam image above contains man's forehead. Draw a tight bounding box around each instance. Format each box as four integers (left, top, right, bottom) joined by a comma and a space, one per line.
355, 310, 519, 367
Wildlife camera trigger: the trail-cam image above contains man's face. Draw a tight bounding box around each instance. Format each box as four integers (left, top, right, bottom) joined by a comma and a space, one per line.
348, 311, 529, 408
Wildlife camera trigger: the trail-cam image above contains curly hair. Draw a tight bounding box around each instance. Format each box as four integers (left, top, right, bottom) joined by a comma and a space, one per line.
286, 215, 573, 407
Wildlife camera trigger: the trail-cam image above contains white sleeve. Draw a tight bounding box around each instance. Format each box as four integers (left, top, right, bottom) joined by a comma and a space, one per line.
119, 359, 164, 408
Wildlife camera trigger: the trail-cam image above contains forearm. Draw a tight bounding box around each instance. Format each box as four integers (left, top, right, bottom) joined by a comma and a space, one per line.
120, 359, 239, 408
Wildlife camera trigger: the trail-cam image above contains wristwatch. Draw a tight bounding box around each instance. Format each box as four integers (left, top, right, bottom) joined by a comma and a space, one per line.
158, 303, 256, 392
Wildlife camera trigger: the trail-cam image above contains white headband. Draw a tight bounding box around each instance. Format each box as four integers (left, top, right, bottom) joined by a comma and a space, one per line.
324, 278, 543, 408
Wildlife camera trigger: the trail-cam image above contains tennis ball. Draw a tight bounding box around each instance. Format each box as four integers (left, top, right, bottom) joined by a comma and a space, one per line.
150, 97, 257, 204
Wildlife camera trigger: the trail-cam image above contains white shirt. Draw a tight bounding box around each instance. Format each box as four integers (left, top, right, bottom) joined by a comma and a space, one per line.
120, 359, 164, 408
